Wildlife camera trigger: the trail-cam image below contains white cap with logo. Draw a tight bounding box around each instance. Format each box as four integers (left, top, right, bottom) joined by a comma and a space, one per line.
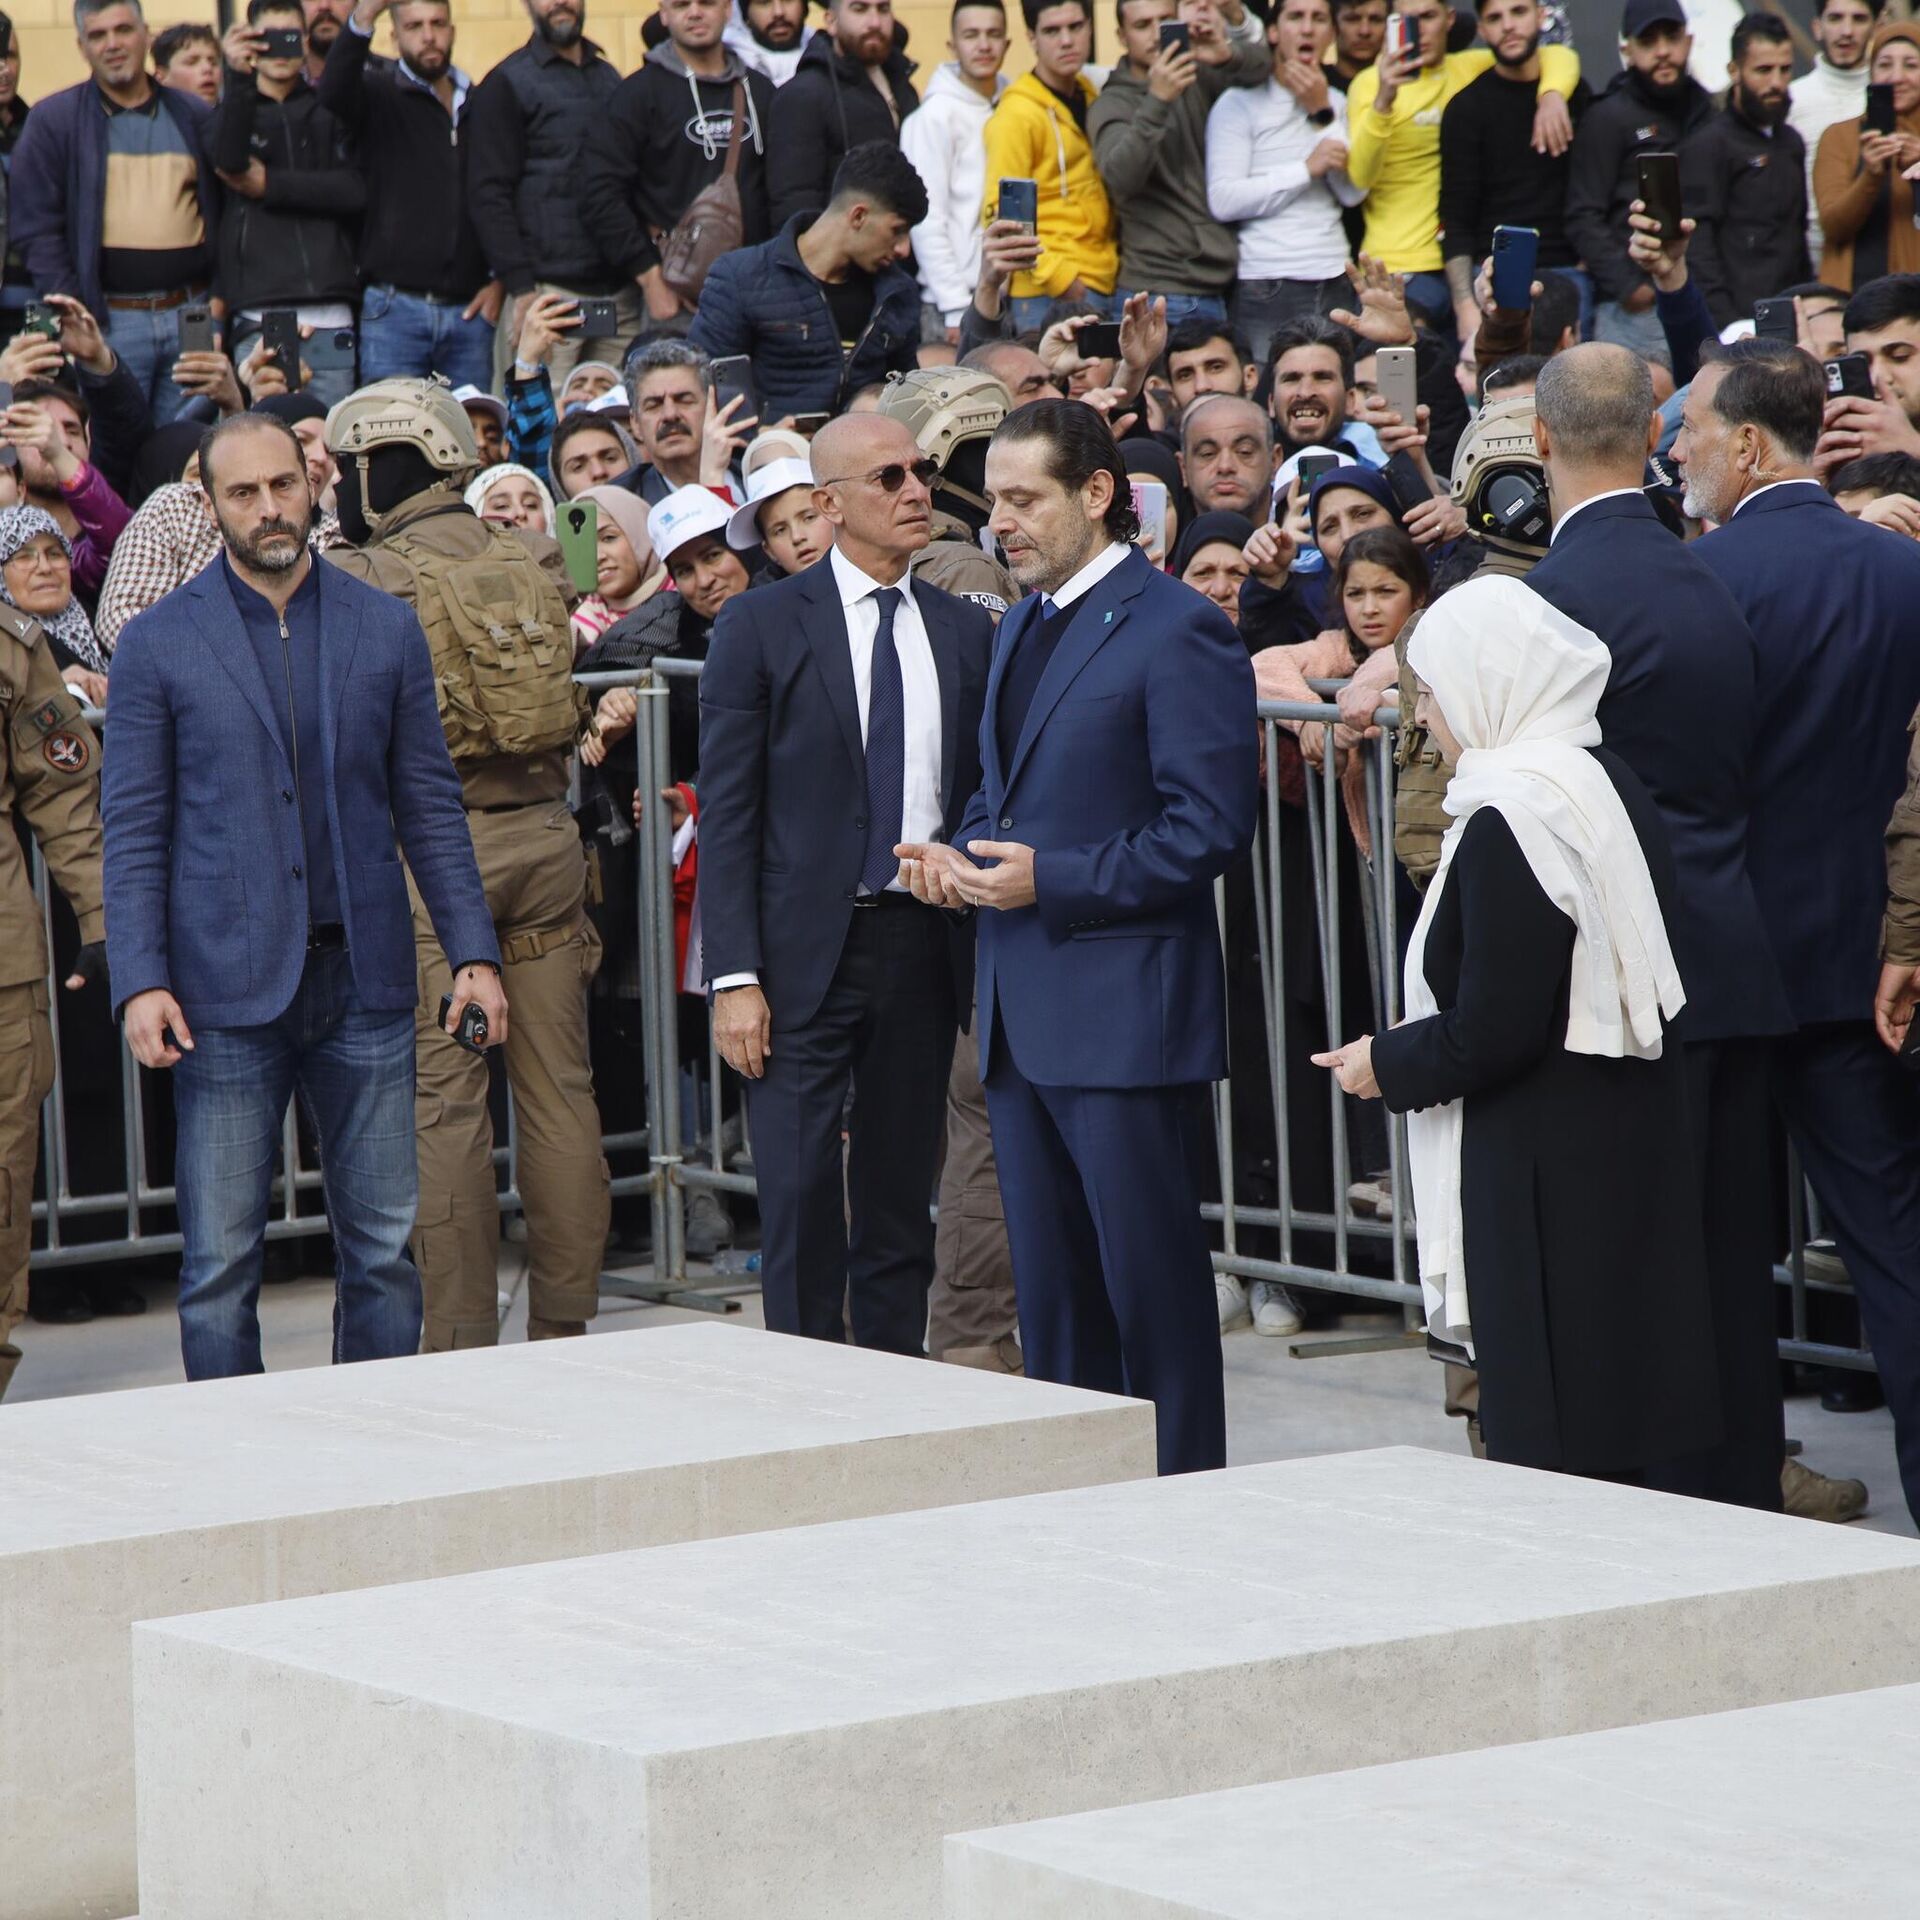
648, 485, 737, 567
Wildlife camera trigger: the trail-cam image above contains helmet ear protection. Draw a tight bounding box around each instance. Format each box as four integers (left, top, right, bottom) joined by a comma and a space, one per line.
1476, 465, 1553, 548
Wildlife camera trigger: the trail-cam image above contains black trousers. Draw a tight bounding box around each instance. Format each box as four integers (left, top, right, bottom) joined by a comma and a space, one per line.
985, 1058, 1225, 1476
744, 899, 956, 1355
1774, 1020, 1920, 1527
1683, 1038, 1787, 1512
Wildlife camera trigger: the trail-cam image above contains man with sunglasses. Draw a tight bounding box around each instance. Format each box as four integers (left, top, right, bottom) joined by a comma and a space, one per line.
698, 412, 993, 1353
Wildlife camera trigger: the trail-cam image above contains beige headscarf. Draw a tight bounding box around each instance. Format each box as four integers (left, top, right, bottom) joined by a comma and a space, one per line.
577, 484, 665, 610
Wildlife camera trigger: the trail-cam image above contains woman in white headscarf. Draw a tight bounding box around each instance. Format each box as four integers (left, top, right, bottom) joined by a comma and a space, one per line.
1314, 575, 1724, 1489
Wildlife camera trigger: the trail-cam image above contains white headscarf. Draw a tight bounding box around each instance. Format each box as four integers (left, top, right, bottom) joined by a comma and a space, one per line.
464, 462, 556, 536
1400, 575, 1686, 1356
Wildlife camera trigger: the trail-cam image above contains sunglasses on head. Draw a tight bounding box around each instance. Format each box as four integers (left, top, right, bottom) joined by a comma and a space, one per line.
819, 457, 940, 493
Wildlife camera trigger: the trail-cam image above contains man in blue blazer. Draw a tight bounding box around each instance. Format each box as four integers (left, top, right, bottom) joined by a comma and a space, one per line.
698, 412, 992, 1354
1677, 339, 1920, 1528
900, 400, 1259, 1474
102, 413, 500, 1379
1530, 343, 1794, 1514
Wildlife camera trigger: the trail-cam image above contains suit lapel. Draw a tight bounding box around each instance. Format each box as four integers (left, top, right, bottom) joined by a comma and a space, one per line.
918, 580, 962, 816
1004, 549, 1150, 796
802, 564, 867, 782
193, 565, 292, 775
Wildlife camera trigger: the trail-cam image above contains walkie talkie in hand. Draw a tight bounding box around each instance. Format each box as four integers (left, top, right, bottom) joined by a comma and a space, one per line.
439, 993, 490, 1054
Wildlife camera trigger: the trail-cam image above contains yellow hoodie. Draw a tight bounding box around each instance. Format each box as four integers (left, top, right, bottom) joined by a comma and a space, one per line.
980, 72, 1117, 299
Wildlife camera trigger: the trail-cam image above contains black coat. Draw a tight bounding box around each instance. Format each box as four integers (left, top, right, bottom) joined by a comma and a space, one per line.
765, 28, 917, 230
1525, 493, 1792, 1044
1679, 104, 1811, 329
1371, 756, 1724, 1479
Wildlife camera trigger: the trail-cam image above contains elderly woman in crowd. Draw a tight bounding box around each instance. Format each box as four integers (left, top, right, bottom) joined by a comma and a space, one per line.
1314, 576, 1723, 1490
568, 484, 664, 653
465, 461, 556, 537
1173, 510, 1255, 624
0, 505, 110, 706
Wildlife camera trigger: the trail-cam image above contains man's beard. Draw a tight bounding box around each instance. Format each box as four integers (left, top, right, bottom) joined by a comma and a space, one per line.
219, 506, 312, 573
1492, 28, 1540, 69
751, 11, 801, 47
1633, 64, 1690, 105
307, 16, 338, 51
1735, 83, 1790, 128
536, 3, 584, 48
408, 44, 450, 77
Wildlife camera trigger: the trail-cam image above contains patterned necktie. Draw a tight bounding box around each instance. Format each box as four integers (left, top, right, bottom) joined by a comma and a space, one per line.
861, 586, 905, 895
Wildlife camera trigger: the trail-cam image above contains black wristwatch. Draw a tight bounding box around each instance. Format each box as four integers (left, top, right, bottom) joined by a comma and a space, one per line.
1309, 105, 1335, 127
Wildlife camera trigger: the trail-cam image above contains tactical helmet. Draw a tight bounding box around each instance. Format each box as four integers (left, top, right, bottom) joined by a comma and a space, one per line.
875, 366, 1011, 493
326, 376, 479, 473
1450, 388, 1551, 557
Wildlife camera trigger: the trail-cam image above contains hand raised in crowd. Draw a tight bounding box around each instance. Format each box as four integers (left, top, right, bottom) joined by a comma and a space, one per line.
45, 293, 112, 375
1330, 255, 1415, 347
1359, 390, 1428, 459
1859, 492, 1920, 541
445, 962, 508, 1050
1531, 90, 1572, 158
220, 20, 265, 72
2, 400, 81, 483
713, 982, 772, 1078
173, 347, 246, 415
1277, 49, 1330, 117
1242, 519, 1295, 587
124, 988, 194, 1070
1146, 32, 1199, 102
1862, 130, 1909, 177
1815, 392, 1920, 481
1403, 492, 1466, 549
218, 159, 269, 201
1312, 1035, 1380, 1098
1473, 251, 1542, 317
1625, 201, 1694, 296
515, 291, 581, 369
973, 218, 1043, 322
1116, 288, 1168, 387
0, 326, 64, 390
239, 331, 311, 399
581, 686, 638, 766
1038, 311, 1109, 376
1371, 36, 1418, 110
702, 390, 758, 486
1276, 472, 1312, 551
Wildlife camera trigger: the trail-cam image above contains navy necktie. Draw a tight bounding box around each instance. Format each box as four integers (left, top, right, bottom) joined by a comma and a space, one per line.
861, 586, 905, 894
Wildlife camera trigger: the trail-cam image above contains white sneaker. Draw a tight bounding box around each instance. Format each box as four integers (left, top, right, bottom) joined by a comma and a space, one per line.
1250, 1280, 1303, 1337
1216, 1273, 1251, 1333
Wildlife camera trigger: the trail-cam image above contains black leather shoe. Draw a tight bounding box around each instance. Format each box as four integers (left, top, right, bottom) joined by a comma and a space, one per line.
1819, 1369, 1886, 1414
87, 1280, 148, 1317
29, 1284, 92, 1324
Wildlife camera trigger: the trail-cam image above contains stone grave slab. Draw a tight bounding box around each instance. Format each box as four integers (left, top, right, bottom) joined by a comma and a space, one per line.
0, 1322, 1153, 1920
130, 1447, 1920, 1919
945, 1681, 1920, 1917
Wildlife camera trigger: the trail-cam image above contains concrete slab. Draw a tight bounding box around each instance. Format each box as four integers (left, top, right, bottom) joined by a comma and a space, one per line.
945, 1682, 1920, 1917
132, 1447, 1920, 1920
0, 1322, 1153, 1920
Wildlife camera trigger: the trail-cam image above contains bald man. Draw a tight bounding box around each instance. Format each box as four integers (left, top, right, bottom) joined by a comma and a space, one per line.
1182, 394, 1276, 515
697, 413, 995, 1352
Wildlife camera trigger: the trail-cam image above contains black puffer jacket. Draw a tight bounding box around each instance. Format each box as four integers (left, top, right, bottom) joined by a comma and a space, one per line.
766, 27, 917, 228
207, 72, 364, 309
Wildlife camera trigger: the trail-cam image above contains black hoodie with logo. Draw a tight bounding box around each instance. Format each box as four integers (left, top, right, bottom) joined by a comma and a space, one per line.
580, 45, 776, 285
1564, 65, 1714, 305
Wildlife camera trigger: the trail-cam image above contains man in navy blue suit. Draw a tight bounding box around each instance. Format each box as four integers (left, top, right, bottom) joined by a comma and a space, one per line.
102, 413, 500, 1379
1529, 343, 1795, 1513
899, 400, 1259, 1473
1675, 338, 1920, 1528
697, 412, 992, 1354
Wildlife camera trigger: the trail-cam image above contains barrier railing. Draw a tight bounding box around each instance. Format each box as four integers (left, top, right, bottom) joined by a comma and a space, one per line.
28, 667, 1878, 1376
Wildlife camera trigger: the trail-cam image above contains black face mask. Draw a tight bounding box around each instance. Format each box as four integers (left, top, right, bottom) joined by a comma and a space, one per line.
332, 443, 448, 546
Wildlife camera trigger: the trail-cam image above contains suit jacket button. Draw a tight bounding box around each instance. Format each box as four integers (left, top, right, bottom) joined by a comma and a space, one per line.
999, 816, 1013, 829
292, 865, 303, 878
282, 789, 294, 803
854, 817, 866, 829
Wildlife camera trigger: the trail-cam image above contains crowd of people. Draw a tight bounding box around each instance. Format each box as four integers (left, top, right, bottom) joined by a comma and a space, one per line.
3, 0, 1920, 1527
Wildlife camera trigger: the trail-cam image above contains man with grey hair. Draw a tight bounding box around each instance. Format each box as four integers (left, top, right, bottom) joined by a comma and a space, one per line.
617, 336, 749, 505
1528, 339, 1798, 1517
11, 0, 217, 424
1180, 391, 1274, 515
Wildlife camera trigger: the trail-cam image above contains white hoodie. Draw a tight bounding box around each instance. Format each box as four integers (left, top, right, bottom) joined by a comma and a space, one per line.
723, 2, 806, 86
1790, 54, 1870, 262
900, 62, 1008, 325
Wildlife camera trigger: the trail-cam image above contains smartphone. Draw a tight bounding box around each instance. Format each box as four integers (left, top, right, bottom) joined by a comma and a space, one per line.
708, 353, 758, 424
436, 993, 490, 1054
792, 411, 831, 433
1635, 150, 1682, 244
1375, 344, 1417, 423
21, 301, 59, 343
1078, 319, 1123, 360
556, 498, 600, 596
258, 23, 304, 58
997, 176, 1039, 234
1753, 296, 1797, 344
1157, 18, 1190, 53
1385, 10, 1418, 58
576, 297, 620, 339
305, 327, 356, 379
0, 380, 15, 470
1131, 480, 1169, 562
1490, 225, 1539, 313
1297, 449, 1342, 486
1826, 351, 1875, 400
260, 307, 302, 386
177, 301, 216, 355
1868, 81, 1897, 136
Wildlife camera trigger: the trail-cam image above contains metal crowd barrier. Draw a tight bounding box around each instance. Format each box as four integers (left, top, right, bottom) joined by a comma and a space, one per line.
27, 668, 1879, 1375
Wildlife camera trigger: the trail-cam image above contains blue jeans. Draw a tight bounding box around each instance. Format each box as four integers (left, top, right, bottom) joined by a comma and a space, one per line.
1594, 296, 1672, 368
105, 301, 188, 426
228, 323, 359, 412
1116, 287, 1227, 330
1401, 270, 1455, 339
1552, 263, 1596, 342
1009, 289, 1117, 333
360, 284, 494, 389
172, 946, 421, 1379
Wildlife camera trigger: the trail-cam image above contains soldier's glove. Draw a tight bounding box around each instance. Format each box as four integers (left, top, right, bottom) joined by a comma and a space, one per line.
65, 941, 109, 997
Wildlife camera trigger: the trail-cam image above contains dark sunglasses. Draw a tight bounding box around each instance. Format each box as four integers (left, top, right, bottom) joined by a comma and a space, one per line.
819, 457, 940, 494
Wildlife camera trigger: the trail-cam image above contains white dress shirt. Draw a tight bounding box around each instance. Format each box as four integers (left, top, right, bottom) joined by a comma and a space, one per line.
1550, 486, 1649, 542
1043, 539, 1133, 612
710, 544, 945, 990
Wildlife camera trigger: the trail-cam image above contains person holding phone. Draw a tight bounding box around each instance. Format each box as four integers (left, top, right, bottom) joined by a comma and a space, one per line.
1088, 0, 1269, 331
1792, 0, 1878, 266
1814, 20, 1920, 292
209, 2, 365, 409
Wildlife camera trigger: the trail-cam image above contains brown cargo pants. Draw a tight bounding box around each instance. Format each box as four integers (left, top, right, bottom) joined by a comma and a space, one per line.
410, 803, 611, 1350
928, 1026, 1021, 1370
0, 981, 53, 1401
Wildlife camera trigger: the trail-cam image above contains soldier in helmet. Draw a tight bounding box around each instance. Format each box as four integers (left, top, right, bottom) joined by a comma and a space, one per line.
0, 608, 107, 1399
873, 366, 1023, 1373
325, 378, 611, 1350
